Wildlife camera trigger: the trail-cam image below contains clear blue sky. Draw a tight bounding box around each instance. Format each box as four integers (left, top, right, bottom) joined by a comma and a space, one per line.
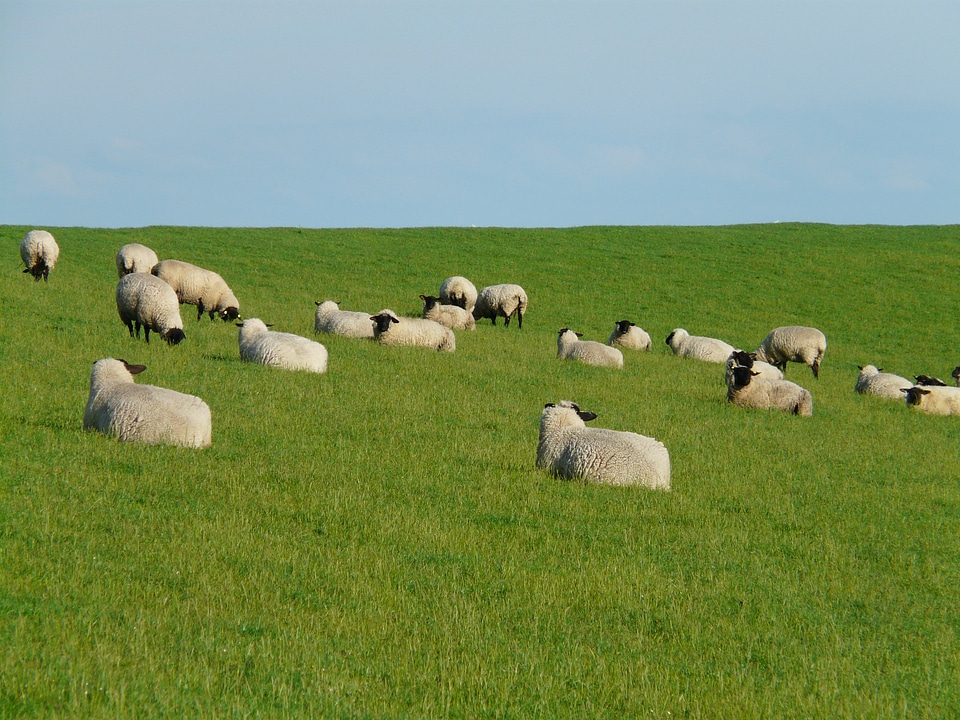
2, 1, 957, 228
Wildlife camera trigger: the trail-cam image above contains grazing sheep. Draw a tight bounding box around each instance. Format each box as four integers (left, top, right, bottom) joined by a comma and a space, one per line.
665, 328, 735, 364
115, 243, 159, 277
473, 283, 528, 328
19, 230, 59, 282
727, 366, 814, 416
83, 358, 211, 447
314, 300, 375, 338
608, 320, 651, 351
438, 276, 478, 314
151, 259, 239, 321
902, 385, 960, 416
536, 401, 670, 489
914, 375, 947, 387
116, 272, 186, 345
370, 309, 456, 352
557, 328, 624, 369
953, 366, 960, 387
420, 295, 476, 330
754, 326, 827, 378
724, 349, 784, 386
238, 318, 328, 373
855, 365, 913, 400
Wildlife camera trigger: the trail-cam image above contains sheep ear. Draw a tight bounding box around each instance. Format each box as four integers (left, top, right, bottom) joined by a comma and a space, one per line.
122, 361, 147, 375
877, 367, 884, 373
265, 323, 274, 328
419, 294, 427, 301
575, 332, 583, 338
236, 322, 244, 327
578, 410, 598, 422
750, 370, 760, 377
857, 365, 864, 370
544, 402, 556, 409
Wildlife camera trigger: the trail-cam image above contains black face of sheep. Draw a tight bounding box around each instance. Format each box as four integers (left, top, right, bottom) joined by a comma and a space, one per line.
163, 329, 186, 346
665, 331, 675, 346
731, 366, 758, 388
220, 307, 240, 322
914, 375, 946, 387
370, 313, 399, 334
420, 295, 440, 311
557, 328, 582, 338
615, 320, 634, 334
953, 366, 960, 384
731, 350, 755, 368
903, 386, 930, 406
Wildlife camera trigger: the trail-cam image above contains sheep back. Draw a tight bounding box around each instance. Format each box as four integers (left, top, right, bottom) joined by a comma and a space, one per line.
238, 319, 328, 373
727, 366, 814, 416
473, 284, 528, 328
314, 300, 375, 338
152, 259, 239, 321
666, 328, 734, 363
115, 243, 159, 277
370, 310, 456, 352
438, 276, 478, 314
116, 273, 185, 345
557, 329, 623, 368
421, 295, 476, 330
755, 326, 827, 378
855, 365, 913, 400
20, 230, 60, 282
608, 320, 652, 351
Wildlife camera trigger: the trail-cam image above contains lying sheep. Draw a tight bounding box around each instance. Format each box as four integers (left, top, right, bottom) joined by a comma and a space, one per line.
755, 326, 827, 378
536, 401, 670, 489
666, 328, 734, 364
557, 328, 623, 369
152, 259, 239, 321
473, 283, 528, 328
438, 276, 478, 314
115, 243, 159, 278
370, 309, 456, 352
855, 365, 913, 400
902, 385, 960, 416
608, 320, 651, 351
238, 318, 328, 373
83, 358, 211, 447
727, 366, 814, 416
420, 295, 476, 331
314, 300, 375, 338
19, 229, 60, 282
116, 272, 186, 345
724, 349, 783, 386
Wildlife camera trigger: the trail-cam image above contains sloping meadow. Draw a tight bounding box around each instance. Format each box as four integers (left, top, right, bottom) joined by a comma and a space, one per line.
2, 224, 958, 717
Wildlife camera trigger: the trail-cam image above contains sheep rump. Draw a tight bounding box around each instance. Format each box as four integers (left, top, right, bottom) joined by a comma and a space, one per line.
608, 320, 651, 351
314, 300, 375, 338
438, 276, 478, 314
115, 243, 159, 277
557, 328, 623, 368
116, 272, 186, 345
473, 284, 528, 328
666, 328, 734, 364
20, 230, 60, 282
421, 295, 476, 330
152, 259, 239, 321
855, 365, 912, 400
727, 366, 813, 416
238, 318, 328, 373
370, 309, 456, 352
755, 326, 827, 378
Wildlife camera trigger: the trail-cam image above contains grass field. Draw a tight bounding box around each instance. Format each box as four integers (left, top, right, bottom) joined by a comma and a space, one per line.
1, 224, 958, 718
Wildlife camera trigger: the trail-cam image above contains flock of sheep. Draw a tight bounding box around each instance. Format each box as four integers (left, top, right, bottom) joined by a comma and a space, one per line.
18, 229, 960, 492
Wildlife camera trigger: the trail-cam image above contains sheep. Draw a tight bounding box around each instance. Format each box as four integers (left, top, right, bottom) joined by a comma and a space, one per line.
438, 276, 478, 314
754, 325, 827, 378
238, 318, 328, 373
19, 230, 59, 282
473, 283, 528, 328
536, 400, 670, 489
151, 259, 239, 321
665, 328, 735, 364
420, 295, 476, 331
608, 320, 651, 351
726, 365, 814, 416
83, 358, 211, 447
115, 243, 159, 277
902, 385, 960, 416
116, 272, 186, 345
724, 349, 784, 386
314, 300, 375, 338
557, 328, 623, 369
855, 365, 913, 400
369, 309, 456, 352
914, 375, 947, 387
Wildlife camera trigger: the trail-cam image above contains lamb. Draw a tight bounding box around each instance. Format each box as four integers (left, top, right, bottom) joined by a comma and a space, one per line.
557, 328, 624, 369
238, 318, 328, 373
116, 272, 186, 345
115, 243, 159, 277
369, 309, 456, 352
724, 349, 783, 386
438, 276, 478, 314
151, 259, 239, 321
420, 295, 476, 331
536, 401, 670, 489
473, 283, 528, 328
19, 229, 60, 282
754, 325, 827, 378
727, 365, 814, 416
665, 328, 735, 364
607, 320, 651, 351
855, 365, 913, 400
83, 358, 211, 447
314, 300, 375, 338
902, 385, 960, 416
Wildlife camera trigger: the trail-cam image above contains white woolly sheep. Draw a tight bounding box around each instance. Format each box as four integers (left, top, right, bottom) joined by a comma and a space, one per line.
727, 365, 814, 416
536, 401, 670, 489
115, 243, 159, 278
755, 325, 827, 378
83, 358, 211, 447
473, 283, 528, 328
438, 276, 478, 314
855, 365, 913, 400
238, 318, 328, 373
19, 230, 60, 282
557, 328, 623, 369
116, 272, 186, 345
369, 309, 456, 352
902, 385, 960, 416
314, 300, 375, 338
665, 328, 735, 364
152, 259, 239, 321
608, 320, 651, 351
724, 349, 783, 386
420, 295, 476, 331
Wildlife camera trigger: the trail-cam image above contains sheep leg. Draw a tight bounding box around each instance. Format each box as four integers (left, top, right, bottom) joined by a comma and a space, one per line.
517, 312, 523, 329
123, 318, 135, 338
812, 359, 820, 379
144, 325, 151, 343
196, 302, 205, 322
134, 320, 142, 339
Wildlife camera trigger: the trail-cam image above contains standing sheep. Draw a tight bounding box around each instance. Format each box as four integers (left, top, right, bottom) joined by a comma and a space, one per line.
755, 326, 827, 378
116, 272, 186, 345
666, 328, 735, 364
152, 259, 240, 321
238, 319, 328, 373
83, 358, 211, 447
420, 295, 476, 331
557, 328, 623, 369
115, 243, 159, 277
536, 401, 670, 489
314, 300, 375, 338
438, 276, 478, 314
902, 385, 960, 416
727, 366, 814, 416
473, 283, 528, 328
19, 230, 59, 282
855, 365, 913, 400
608, 320, 651, 351
369, 309, 456, 352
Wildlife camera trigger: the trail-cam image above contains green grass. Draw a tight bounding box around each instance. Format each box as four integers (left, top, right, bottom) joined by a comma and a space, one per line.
1, 224, 958, 718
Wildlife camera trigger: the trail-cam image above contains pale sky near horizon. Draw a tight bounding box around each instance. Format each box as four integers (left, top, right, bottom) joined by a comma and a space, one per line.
1, 1, 958, 228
